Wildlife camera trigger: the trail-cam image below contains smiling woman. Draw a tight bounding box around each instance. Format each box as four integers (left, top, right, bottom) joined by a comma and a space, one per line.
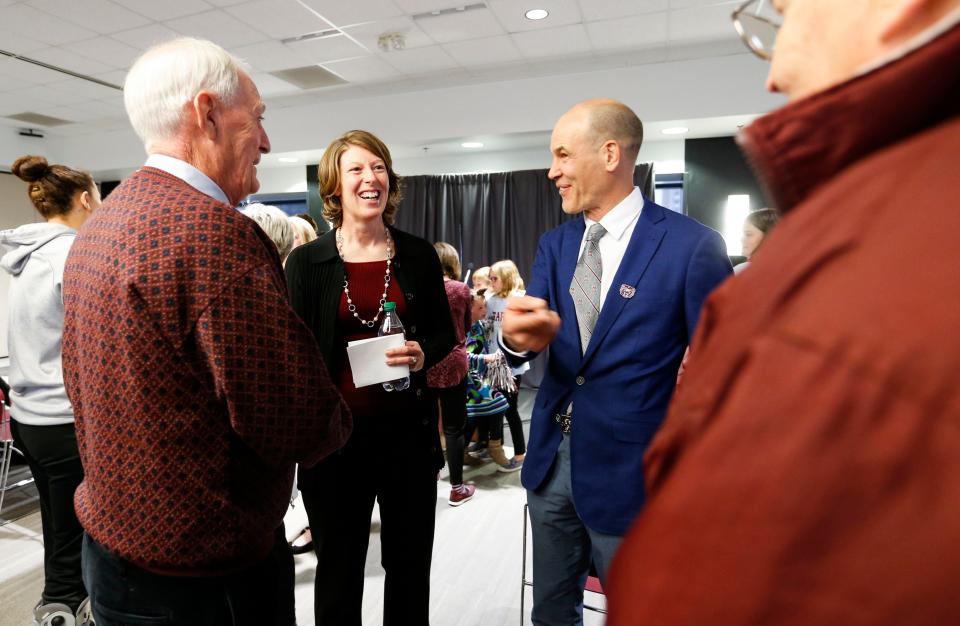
284, 129, 456, 626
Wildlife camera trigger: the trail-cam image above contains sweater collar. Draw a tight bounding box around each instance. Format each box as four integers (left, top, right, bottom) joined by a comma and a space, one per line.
738, 19, 960, 213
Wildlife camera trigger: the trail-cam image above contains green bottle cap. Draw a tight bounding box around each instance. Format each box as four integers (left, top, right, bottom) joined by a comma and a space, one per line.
383, 301, 396, 311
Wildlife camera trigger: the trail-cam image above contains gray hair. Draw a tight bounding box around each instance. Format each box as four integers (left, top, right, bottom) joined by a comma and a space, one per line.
288, 215, 317, 249
240, 203, 294, 262
124, 37, 248, 151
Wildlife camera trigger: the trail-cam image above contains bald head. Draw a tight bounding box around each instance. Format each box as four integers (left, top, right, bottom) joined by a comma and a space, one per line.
568, 99, 644, 163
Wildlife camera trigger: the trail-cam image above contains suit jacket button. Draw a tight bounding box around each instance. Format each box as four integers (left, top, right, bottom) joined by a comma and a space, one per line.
410, 325, 417, 333
406, 292, 414, 300
576, 376, 585, 385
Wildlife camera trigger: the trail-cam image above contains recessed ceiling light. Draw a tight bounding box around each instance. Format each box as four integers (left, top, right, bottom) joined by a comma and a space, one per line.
525, 8, 549, 20
278, 157, 300, 163
461, 142, 484, 149
661, 127, 689, 135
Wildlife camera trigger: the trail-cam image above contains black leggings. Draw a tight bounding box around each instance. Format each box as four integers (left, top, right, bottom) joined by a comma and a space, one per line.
500, 375, 526, 455
11, 420, 87, 611
437, 379, 468, 486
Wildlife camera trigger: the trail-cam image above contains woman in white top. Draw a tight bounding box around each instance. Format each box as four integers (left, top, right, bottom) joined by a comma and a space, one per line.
482, 259, 527, 471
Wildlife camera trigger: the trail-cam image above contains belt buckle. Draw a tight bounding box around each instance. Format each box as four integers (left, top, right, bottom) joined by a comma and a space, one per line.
554, 412, 572, 434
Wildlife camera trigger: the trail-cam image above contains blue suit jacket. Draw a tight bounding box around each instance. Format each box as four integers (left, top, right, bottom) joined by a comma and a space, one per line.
518, 198, 731, 535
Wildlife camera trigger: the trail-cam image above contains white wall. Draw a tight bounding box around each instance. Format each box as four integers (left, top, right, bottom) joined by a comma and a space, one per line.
0, 172, 45, 357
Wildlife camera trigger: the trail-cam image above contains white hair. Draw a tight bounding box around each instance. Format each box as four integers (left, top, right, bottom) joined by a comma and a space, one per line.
240, 203, 295, 262
124, 37, 248, 151
288, 216, 318, 249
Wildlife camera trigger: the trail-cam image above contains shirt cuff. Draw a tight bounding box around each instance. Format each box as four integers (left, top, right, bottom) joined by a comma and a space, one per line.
498, 328, 529, 358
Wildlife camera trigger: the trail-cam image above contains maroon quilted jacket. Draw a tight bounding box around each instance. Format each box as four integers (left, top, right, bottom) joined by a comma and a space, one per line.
62, 167, 351, 575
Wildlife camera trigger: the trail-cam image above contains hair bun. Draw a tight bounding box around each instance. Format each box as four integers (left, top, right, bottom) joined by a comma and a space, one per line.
11, 155, 50, 183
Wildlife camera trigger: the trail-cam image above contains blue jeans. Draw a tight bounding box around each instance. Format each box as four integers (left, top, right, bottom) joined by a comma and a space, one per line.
81, 527, 295, 626
526, 435, 623, 626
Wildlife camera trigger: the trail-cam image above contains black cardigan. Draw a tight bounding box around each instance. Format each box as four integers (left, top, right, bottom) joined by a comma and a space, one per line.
285, 226, 456, 469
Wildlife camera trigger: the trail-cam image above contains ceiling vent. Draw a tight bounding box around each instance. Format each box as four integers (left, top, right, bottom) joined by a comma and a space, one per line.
411, 3, 486, 20
5, 112, 72, 127
268, 65, 347, 89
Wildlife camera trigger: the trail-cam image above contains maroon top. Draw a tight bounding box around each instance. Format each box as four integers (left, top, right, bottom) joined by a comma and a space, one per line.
334, 260, 411, 417
426, 279, 471, 388
61, 167, 350, 576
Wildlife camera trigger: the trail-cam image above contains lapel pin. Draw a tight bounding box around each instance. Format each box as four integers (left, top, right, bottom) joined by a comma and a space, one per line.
619, 284, 636, 299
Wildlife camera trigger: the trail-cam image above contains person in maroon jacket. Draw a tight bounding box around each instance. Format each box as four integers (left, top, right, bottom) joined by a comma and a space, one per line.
61, 37, 351, 626
607, 1, 960, 625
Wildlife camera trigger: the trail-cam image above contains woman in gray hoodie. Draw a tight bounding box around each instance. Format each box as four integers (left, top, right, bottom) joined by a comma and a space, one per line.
1, 155, 99, 625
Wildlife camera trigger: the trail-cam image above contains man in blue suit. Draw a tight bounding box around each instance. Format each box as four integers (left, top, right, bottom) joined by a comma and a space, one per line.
502, 99, 731, 625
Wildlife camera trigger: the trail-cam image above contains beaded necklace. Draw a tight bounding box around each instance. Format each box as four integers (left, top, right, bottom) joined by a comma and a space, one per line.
336, 226, 394, 328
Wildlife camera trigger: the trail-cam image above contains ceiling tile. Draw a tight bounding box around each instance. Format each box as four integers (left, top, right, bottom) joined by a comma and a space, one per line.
61, 37, 142, 70
414, 7, 506, 43
286, 33, 370, 64
511, 24, 592, 59
668, 3, 741, 42
0, 4, 98, 45
226, 0, 332, 40
27, 46, 115, 75
486, 0, 582, 33
0, 56, 68, 84
0, 93, 58, 117
246, 72, 302, 97
93, 69, 130, 86
0, 31, 48, 54
322, 55, 401, 83
668, 0, 737, 8
579, 0, 667, 22
165, 9, 272, 49
0, 73, 35, 93
27, 0, 151, 34
442, 35, 522, 67
204, 0, 250, 5
44, 77, 125, 101
298, 0, 404, 27
230, 41, 313, 73
111, 24, 181, 49
341, 18, 434, 52
112, 0, 214, 21
380, 45, 458, 75
586, 12, 668, 51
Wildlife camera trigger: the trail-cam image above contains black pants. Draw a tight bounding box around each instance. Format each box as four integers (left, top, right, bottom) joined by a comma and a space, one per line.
299, 415, 437, 626
81, 527, 295, 625
10, 420, 86, 611
436, 379, 467, 486
500, 375, 526, 455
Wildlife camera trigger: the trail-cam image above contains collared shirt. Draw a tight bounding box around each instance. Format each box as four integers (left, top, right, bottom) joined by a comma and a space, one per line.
578, 186, 644, 309
145, 153, 231, 206
499, 187, 644, 359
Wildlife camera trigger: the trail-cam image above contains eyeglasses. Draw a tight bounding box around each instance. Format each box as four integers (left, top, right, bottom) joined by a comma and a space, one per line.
731, 0, 782, 61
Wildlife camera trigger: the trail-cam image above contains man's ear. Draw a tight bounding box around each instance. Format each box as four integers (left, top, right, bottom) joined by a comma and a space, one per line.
879, 0, 944, 44
191, 90, 218, 140
602, 140, 621, 172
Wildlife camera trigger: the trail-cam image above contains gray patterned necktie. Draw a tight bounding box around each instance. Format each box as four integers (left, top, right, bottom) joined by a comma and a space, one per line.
570, 223, 606, 354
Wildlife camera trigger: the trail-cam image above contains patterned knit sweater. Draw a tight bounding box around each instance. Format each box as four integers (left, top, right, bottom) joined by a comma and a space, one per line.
62, 167, 351, 575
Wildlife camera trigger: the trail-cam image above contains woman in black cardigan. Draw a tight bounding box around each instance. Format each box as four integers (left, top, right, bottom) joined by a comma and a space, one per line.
285, 130, 455, 626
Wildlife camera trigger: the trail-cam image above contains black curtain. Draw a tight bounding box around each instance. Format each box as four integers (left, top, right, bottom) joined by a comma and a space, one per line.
394, 164, 652, 284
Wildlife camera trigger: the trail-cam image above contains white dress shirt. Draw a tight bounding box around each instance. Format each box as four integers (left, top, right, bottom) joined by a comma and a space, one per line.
578, 186, 644, 310
145, 153, 231, 206
499, 187, 644, 357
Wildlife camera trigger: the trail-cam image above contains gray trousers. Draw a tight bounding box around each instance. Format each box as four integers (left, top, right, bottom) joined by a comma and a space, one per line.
526, 434, 622, 626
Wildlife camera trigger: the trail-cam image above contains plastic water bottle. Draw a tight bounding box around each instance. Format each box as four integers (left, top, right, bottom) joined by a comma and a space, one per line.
379, 301, 410, 392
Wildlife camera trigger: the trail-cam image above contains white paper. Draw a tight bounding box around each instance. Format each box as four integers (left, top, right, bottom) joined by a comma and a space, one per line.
346, 334, 409, 388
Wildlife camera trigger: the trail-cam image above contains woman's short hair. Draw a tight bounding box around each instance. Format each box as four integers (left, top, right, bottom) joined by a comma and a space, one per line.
318, 130, 402, 229
293, 212, 319, 234
433, 242, 461, 280
124, 37, 247, 151
746, 208, 780, 234
490, 259, 522, 298
12, 155, 95, 219
240, 203, 295, 262
288, 215, 317, 248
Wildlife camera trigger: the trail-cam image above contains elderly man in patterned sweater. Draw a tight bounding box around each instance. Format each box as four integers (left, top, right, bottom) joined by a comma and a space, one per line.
61, 38, 351, 626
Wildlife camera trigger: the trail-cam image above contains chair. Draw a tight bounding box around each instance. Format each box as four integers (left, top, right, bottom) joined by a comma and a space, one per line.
520, 503, 607, 625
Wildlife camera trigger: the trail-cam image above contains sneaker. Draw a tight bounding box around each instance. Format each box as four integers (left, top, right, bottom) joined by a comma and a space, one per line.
77, 598, 96, 626
497, 457, 523, 473
448, 484, 476, 506
466, 442, 488, 458
33, 601, 75, 626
